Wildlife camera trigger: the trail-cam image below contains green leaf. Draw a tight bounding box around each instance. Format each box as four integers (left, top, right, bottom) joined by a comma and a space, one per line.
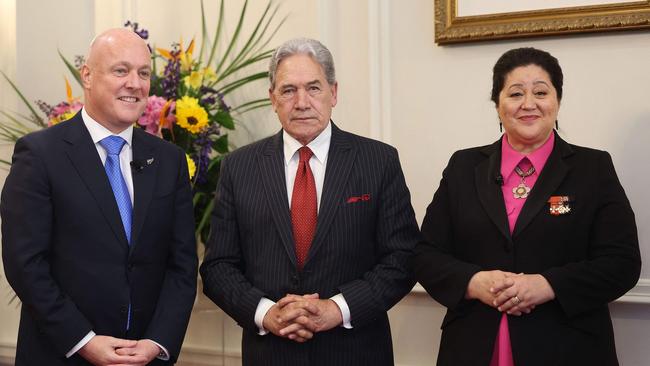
220, 1, 272, 77
0, 71, 46, 127
215, 110, 235, 130
219, 71, 268, 96
193, 191, 206, 206
212, 134, 229, 153
195, 198, 215, 239
214, 0, 248, 75
197, 0, 208, 64
207, 154, 224, 172
230, 98, 270, 112
217, 50, 273, 82
206, 0, 226, 67
58, 49, 82, 87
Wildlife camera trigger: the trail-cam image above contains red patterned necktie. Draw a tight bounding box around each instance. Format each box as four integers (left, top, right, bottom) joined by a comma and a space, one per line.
291, 146, 317, 270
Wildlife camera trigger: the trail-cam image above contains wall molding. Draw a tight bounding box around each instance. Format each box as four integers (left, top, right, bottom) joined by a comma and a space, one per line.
411, 279, 650, 304
0, 342, 15, 366
368, 0, 392, 143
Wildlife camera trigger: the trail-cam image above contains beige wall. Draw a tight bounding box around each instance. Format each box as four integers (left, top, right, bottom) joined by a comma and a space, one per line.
2, 0, 649, 365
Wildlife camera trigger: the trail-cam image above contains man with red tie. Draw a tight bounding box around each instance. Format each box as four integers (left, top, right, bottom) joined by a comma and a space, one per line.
200, 38, 420, 365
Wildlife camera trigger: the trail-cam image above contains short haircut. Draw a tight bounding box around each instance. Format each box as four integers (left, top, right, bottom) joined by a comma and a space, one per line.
269, 38, 336, 90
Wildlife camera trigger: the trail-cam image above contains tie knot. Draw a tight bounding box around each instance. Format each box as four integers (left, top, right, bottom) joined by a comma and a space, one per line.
298, 146, 313, 163
100, 136, 127, 156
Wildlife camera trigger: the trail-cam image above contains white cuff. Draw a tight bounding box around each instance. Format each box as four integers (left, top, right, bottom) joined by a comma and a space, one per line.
145, 339, 170, 361
254, 297, 276, 335
330, 293, 353, 329
66, 331, 95, 358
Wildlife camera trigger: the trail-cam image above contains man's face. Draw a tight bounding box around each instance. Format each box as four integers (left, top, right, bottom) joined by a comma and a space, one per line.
269, 54, 337, 145
82, 30, 151, 133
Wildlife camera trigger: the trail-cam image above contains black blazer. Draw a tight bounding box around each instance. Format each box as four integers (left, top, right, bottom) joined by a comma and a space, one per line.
1, 113, 198, 365
413, 133, 640, 366
200, 123, 420, 366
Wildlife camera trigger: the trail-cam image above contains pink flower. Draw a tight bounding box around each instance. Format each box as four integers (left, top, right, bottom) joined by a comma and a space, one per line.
48, 100, 83, 126
138, 95, 176, 136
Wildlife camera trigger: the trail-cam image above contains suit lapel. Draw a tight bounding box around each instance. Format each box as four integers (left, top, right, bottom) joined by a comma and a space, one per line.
513, 133, 573, 237
129, 129, 157, 252
475, 139, 512, 242
258, 131, 297, 266
63, 114, 129, 247
305, 123, 356, 266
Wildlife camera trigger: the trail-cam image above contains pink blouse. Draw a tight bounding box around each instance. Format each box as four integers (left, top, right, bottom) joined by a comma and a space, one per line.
490, 132, 555, 366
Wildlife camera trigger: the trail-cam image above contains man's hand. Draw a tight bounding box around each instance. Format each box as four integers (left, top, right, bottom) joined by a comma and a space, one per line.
263, 294, 319, 342
278, 295, 343, 335
77, 335, 144, 366
114, 340, 161, 366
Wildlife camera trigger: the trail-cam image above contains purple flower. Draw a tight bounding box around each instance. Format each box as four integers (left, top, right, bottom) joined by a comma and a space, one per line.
124, 21, 149, 40
192, 124, 220, 184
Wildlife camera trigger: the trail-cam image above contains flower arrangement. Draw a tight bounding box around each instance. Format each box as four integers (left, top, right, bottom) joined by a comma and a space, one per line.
1, 0, 285, 245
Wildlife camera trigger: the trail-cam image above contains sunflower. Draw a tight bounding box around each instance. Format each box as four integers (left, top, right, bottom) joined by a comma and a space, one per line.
186, 154, 197, 180
175, 96, 208, 133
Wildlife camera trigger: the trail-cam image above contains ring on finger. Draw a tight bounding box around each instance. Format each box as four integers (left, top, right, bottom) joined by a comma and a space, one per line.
512, 295, 521, 305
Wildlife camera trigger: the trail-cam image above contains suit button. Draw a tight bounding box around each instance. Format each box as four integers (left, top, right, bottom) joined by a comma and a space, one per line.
128, 264, 134, 271
504, 241, 513, 253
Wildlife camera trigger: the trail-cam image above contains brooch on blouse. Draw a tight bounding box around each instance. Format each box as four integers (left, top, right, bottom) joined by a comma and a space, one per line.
548, 196, 572, 215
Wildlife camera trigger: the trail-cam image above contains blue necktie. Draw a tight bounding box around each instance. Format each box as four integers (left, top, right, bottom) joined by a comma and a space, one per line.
99, 136, 133, 330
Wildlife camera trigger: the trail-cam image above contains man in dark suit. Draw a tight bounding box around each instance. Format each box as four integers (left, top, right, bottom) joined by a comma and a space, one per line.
1, 28, 197, 365
200, 38, 420, 365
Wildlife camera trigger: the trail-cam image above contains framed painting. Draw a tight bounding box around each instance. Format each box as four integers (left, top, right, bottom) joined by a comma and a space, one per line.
435, 0, 650, 44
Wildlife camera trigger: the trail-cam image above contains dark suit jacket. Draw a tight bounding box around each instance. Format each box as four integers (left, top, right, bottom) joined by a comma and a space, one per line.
1, 113, 197, 365
413, 132, 640, 366
200, 123, 420, 366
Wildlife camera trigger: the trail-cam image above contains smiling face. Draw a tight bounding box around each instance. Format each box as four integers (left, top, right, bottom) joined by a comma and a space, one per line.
269, 54, 337, 145
81, 28, 151, 133
497, 64, 559, 153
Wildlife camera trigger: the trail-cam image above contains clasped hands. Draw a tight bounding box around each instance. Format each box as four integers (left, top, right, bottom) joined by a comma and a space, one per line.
262, 293, 343, 343
466, 270, 555, 316
78, 335, 160, 366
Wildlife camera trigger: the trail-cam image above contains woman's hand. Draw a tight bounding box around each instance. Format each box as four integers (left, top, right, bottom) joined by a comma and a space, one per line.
466, 270, 517, 307
491, 273, 555, 315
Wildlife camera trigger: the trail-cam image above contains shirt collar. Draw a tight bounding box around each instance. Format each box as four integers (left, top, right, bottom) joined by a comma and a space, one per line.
82, 107, 133, 147
501, 131, 555, 177
283, 121, 332, 165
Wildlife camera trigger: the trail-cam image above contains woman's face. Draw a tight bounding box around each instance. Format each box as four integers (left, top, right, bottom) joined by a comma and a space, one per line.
497, 64, 559, 153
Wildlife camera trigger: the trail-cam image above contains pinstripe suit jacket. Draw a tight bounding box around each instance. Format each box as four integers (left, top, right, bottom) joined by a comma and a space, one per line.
200, 123, 420, 365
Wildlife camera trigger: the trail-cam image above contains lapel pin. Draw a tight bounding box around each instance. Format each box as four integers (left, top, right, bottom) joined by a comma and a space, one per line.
146, 158, 154, 165
548, 196, 572, 216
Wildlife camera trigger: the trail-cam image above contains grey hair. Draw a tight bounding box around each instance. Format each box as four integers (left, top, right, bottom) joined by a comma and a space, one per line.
268, 38, 336, 89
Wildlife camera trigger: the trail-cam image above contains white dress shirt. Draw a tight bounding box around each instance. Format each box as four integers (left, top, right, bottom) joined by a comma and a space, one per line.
67, 109, 169, 361
254, 122, 353, 335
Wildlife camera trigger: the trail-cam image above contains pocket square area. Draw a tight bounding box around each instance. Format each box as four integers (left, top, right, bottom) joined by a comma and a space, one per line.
347, 194, 370, 203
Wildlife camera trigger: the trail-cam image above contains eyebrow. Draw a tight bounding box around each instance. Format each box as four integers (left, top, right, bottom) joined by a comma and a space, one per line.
111, 61, 151, 70
507, 80, 550, 88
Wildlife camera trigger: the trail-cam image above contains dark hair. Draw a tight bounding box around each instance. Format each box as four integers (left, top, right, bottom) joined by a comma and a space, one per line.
491, 47, 563, 106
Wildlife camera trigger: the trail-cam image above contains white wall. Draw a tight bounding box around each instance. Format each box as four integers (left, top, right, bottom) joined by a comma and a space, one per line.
1, 0, 649, 365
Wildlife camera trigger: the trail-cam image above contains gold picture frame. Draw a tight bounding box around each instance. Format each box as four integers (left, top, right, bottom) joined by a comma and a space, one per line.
435, 0, 650, 44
